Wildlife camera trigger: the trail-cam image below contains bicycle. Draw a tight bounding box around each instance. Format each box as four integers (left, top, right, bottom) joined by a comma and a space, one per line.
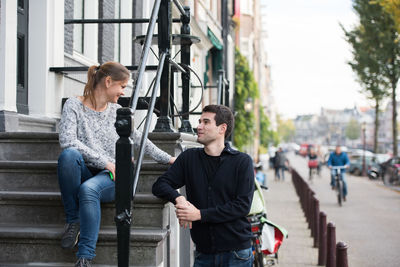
247, 181, 287, 266
331, 166, 346, 206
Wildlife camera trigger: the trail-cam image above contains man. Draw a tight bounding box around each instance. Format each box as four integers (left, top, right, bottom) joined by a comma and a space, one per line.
152, 105, 254, 266
274, 147, 288, 181
327, 145, 350, 201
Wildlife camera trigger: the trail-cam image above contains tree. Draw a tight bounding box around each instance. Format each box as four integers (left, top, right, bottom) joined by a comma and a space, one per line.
375, 0, 400, 33
343, 0, 400, 155
345, 119, 361, 141
342, 20, 388, 153
234, 49, 258, 151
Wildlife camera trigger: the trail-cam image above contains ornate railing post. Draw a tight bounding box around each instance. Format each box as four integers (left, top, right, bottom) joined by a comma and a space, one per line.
114, 107, 135, 267
179, 5, 193, 133
154, 0, 173, 132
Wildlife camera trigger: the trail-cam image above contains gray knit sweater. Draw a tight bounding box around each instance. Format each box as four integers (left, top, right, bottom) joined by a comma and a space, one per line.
59, 97, 171, 169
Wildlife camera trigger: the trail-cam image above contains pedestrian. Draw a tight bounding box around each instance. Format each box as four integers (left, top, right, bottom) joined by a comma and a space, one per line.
57, 62, 175, 267
274, 147, 289, 181
152, 105, 255, 266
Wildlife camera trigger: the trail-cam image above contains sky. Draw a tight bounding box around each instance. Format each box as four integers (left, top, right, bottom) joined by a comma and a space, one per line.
263, 0, 370, 119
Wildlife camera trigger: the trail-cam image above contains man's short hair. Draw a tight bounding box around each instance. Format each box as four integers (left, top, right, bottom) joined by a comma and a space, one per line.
202, 105, 234, 138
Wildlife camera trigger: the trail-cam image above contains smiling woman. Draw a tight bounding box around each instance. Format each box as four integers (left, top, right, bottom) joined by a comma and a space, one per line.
57, 61, 174, 266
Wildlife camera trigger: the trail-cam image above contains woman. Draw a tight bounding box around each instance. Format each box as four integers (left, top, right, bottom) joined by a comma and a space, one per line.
58, 62, 175, 267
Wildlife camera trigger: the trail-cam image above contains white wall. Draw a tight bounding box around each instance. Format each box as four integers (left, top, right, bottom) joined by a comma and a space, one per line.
28, 0, 64, 118
0, 0, 17, 112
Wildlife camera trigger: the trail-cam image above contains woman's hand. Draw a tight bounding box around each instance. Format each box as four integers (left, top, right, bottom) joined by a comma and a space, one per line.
169, 157, 176, 165
105, 162, 116, 181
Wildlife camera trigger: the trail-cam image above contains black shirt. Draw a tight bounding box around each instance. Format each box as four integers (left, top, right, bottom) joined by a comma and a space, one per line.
152, 143, 254, 253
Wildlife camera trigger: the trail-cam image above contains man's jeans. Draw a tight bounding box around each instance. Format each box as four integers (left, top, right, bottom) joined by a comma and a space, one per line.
57, 148, 115, 260
330, 169, 348, 197
193, 247, 253, 267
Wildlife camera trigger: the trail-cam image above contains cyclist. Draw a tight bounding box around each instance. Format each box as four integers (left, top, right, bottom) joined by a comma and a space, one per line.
327, 145, 350, 201
307, 147, 319, 180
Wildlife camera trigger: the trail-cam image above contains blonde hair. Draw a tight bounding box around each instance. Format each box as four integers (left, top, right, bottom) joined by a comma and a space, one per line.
83, 61, 130, 109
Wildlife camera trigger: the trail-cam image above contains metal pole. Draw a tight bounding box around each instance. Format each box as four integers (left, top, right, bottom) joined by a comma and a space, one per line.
217, 70, 224, 105
115, 108, 135, 267
327, 222, 336, 267
172, 0, 187, 17
313, 198, 319, 248
318, 212, 327, 265
336, 242, 349, 267
132, 53, 167, 196
129, 0, 162, 110
362, 124, 366, 176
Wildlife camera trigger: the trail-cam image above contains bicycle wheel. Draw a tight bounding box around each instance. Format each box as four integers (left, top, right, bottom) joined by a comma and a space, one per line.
337, 179, 343, 206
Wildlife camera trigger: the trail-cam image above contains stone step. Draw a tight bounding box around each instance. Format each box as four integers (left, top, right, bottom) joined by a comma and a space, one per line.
0, 131, 189, 162
0, 191, 167, 228
0, 224, 169, 266
0, 132, 61, 161
0, 160, 168, 193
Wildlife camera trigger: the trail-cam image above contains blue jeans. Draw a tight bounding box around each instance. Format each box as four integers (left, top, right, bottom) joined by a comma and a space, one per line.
193, 247, 253, 267
57, 148, 115, 260
330, 169, 348, 197
275, 167, 285, 180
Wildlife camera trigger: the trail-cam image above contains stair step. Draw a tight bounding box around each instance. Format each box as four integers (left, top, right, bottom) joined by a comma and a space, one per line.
0, 132, 60, 161
0, 225, 169, 266
0, 160, 58, 192
0, 191, 167, 228
0, 160, 168, 193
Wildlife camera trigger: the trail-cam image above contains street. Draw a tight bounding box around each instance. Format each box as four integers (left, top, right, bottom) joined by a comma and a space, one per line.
282, 152, 400, 266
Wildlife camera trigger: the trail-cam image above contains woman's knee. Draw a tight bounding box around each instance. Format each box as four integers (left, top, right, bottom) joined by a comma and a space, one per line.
79, 181, 100, 201
58, 148, 83, 165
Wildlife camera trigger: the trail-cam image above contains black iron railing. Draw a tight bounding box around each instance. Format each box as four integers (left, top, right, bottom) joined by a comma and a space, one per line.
114, 1, 192, 266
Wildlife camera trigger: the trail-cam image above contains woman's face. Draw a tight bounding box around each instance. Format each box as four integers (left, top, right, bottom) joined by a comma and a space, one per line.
105, 77, 128, 103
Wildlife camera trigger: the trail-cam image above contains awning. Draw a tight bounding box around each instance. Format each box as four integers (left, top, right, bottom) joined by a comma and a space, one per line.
207, 27, 223, 50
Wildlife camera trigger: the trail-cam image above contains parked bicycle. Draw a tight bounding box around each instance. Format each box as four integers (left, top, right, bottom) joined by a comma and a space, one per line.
331, 166, 346, 206
247, 180, 288, 266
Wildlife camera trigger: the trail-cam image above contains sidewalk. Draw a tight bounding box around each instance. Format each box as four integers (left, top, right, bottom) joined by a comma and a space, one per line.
262, 168, 319, 267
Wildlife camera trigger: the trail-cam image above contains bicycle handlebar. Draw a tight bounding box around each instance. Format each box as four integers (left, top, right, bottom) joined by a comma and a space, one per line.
330, 166, 347, 169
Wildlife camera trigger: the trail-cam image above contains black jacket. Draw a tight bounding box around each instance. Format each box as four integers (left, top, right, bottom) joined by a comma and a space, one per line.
152, 143, 254, 253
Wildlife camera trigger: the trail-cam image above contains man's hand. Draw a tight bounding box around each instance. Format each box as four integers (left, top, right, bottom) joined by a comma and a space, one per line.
175, 201, 201, 222
174, 196, 192, 228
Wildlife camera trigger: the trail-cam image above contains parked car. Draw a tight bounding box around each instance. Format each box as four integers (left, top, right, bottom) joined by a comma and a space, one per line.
348, 154, 378, 176
380, 157, 400, 185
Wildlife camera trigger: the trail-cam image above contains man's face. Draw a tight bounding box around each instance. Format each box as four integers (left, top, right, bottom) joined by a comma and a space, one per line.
197, 112, 225, 145
335, 146, 341, 154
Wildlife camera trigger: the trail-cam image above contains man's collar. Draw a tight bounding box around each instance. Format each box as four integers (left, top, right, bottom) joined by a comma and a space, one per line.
222, 142, 239, 155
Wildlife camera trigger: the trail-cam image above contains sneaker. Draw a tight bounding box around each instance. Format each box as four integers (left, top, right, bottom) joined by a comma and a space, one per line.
61, 222, 80, 249
75, 258, 92, 267
343, 196, 347, 202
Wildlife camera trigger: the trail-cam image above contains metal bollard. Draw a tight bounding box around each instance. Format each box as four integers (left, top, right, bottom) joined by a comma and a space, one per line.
318, 212, 327, 266
307, 190, 314, 230
336, 242, 349, 267
310, 195, 315, 236
326, 222, 336, 267
313, 198, 319, 248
